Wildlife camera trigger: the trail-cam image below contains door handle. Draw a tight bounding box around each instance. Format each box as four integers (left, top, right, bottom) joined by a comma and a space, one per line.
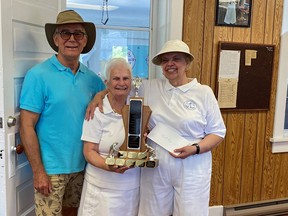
7, 116, 17, 127
11, 144, 24, 154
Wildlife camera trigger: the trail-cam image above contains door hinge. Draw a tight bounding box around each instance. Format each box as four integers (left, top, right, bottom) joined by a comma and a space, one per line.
0, 117, 2, 128
0, 149, 3, 160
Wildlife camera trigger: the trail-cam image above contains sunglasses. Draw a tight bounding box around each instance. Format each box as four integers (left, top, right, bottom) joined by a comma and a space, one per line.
56, 30, 87, 40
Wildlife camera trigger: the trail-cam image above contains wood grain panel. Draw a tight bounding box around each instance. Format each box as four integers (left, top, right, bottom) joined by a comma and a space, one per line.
252, 112, 266, 201
250, 0, 267, 43
259, 0, 278, 201
264, 0, 276, 44
210, 138, 225, 205
210, 113, 228, 205
275, 154, 288, 197
261, 117, 276, 200
201, 0, 216, 87
183, 0, 285, 207
232, 27, 251, 43
223, 113, 245, 205
183, 0, 205, 81
239, 113, 258, 203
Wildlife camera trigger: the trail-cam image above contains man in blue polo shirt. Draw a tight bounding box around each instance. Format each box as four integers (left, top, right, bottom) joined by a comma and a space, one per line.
19, 10, 105, 216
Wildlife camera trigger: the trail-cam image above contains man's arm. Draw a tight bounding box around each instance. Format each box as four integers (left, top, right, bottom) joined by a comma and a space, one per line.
19, 109, 52, 196
85, 89, 108, 120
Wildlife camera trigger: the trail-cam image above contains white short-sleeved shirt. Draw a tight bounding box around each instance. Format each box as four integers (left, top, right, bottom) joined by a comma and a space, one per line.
81, 95, 140, 190
139, 78, 226, 141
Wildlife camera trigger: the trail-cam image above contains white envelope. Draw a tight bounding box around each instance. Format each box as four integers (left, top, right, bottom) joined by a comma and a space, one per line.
147, 123, 191, 155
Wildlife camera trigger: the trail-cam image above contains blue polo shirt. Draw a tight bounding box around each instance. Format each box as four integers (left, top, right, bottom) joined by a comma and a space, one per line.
20, 55, 105, 174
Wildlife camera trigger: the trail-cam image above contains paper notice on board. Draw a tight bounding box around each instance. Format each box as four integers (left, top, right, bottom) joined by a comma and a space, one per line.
218, 50, 241, 79
217, 78, 238, 108
245, 50, 257, 66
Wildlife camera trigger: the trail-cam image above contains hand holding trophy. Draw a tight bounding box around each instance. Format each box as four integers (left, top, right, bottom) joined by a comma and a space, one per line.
105, 77, 158, 168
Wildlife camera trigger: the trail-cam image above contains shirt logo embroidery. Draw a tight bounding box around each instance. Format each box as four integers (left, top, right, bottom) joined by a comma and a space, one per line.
183, 100, 196, 110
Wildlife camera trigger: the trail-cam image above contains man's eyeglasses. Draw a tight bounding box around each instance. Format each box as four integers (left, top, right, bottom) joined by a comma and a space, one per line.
56, 30, 87, 40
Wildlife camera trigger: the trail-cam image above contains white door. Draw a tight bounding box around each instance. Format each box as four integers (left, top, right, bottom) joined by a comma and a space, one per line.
0, 1, 64, 215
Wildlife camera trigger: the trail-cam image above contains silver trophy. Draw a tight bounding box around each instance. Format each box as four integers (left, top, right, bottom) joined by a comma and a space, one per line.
132, 77, 142, 97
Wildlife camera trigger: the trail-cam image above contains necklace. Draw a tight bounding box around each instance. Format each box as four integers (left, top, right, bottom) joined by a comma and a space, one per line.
110, 101, 123, 114
112, 107, 122, 114
107, 93, 125, 114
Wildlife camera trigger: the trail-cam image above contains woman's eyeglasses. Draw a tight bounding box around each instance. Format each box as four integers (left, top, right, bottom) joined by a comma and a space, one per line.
56, 30, 87, 40
161, 56, 185, 64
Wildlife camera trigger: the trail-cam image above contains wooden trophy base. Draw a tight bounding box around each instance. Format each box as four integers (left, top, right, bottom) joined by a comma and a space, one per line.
105, 97, 158, 168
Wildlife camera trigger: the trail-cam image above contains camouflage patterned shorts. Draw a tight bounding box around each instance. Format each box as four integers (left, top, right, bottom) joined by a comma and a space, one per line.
34, 171, 84, 216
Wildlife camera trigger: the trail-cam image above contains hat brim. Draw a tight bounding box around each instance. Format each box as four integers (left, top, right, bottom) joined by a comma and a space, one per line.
152, 51, 194, 65
45, 22, 96, 54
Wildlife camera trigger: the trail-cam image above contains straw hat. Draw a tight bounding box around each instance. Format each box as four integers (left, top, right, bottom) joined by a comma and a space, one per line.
152, 40, 195, 65
45, 10, 96, 54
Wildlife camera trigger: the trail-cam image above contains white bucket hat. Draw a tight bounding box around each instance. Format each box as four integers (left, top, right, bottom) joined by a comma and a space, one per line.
152, 40, 195, 65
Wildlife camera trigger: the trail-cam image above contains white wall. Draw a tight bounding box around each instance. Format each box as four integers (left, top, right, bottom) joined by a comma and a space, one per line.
270, 0, 288, 152
149, 0, 184, 78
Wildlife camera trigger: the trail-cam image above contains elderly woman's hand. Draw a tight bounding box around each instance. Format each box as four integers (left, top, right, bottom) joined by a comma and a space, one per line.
108, 165, 132, 174
170, 145, 196, 159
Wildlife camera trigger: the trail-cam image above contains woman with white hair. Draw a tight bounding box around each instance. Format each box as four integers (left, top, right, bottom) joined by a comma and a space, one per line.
78, 58, 140, 216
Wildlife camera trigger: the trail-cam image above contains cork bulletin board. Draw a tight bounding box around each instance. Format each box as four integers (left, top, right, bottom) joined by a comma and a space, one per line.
216, 41, 275, 111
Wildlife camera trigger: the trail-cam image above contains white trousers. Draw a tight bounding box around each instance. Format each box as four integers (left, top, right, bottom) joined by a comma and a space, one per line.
78, 179, 140, 216
138, 143, 212, 216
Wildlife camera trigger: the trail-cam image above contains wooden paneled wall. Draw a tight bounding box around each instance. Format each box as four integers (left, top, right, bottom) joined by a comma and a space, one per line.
183, 0, 287, 206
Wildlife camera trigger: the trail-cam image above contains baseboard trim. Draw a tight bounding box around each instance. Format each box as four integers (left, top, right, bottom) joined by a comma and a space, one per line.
209, 205, 224, 216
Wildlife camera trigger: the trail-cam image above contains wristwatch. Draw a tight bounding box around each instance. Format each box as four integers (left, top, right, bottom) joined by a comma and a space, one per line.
192, 143, 200, 154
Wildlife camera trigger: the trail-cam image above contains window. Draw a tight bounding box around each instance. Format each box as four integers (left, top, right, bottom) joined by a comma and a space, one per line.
81, 28, 150, 79
67, 0, 151, 79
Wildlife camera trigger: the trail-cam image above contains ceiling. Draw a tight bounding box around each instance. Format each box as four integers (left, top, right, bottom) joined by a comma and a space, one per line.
66, 0, 150, 28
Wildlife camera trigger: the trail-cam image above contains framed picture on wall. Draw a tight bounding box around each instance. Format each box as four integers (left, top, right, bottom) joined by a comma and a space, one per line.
215, 0, 252, 27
